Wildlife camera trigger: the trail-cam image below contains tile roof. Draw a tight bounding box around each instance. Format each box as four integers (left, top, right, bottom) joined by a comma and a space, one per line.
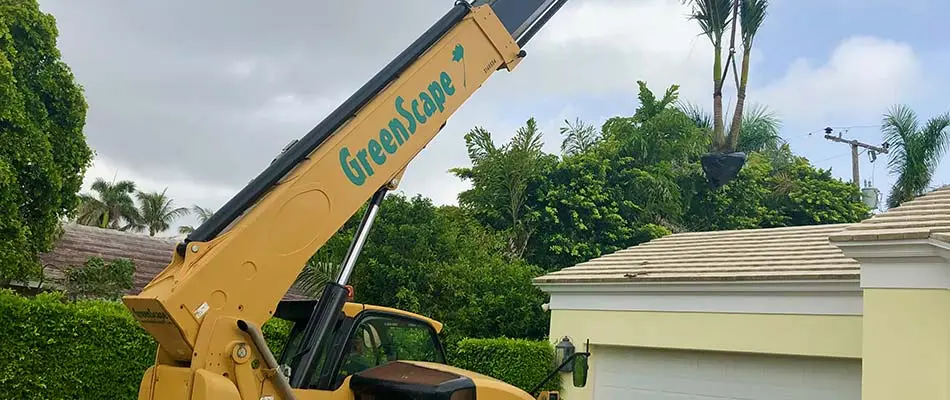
829, 185, 950, 243
533, 223, 859, 284
37, 222, 311, 300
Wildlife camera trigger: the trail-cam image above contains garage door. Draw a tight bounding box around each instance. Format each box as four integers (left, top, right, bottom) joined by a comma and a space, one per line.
593, 346, 861, 399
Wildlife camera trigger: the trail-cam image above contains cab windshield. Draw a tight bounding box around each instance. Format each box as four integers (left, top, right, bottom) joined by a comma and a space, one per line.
272, 300, 446, 390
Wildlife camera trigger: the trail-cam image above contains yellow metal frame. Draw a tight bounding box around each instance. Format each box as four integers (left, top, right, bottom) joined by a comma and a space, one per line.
123, 4, 537, 400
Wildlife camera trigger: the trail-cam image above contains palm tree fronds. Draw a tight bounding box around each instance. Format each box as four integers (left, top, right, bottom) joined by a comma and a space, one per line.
678, 101, 712, 130
740, 0, 769, 47
736, 104, 783, 153
881, 105, 950, 208
560, 117, 600, 156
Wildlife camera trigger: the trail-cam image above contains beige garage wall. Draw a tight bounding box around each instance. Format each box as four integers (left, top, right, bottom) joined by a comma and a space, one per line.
548, 309, 863, 399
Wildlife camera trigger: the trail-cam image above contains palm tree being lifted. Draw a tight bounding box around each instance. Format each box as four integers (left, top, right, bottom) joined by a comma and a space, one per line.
881, 104, 950, 208
684, 0, 769, 188
680, 102, 783, 154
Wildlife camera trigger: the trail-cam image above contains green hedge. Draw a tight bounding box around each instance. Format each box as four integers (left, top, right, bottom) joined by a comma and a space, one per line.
0, 289, 290, 400
451, 337, 560, 394
0, 290, 155, 399
0, 289, 551, 398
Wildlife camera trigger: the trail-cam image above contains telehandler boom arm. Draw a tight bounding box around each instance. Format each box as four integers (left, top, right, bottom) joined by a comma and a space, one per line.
122, 1, 570, 399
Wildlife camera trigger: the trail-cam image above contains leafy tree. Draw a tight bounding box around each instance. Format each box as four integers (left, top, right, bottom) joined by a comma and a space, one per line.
451, 119, 551, 259
454, 81, 869, 271
133, 188, 190, 236
525, 82, 700, 269
60, 256, 136, 300
299, 194, 550, 347
680, 147, 870, 231
178, 205, 215, 234
0, 0, 94, 283
880, 104, 950, 207
75, 177, 141, 230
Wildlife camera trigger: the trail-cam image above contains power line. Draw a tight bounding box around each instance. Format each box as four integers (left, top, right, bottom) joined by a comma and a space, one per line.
823, 127, 889, 189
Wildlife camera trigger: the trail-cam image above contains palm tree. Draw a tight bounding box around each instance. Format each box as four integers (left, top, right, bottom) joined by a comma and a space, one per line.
880, 104, 950, 208
726, 0, 769, 151
560, 117, 600, 156
135, 189, 191, 236
680, 102, 782, 153
177, 205, 216, 235
450, 118, 546, 259
684, 0, 769, 188
293, 254, 342, 297
684, 0, 733, 151
75, 177, 142, 230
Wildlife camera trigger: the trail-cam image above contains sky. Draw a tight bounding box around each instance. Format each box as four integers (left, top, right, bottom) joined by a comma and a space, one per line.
36, 0, 950, 237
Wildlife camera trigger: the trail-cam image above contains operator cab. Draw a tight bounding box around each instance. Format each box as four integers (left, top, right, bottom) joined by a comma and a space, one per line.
271, 298, 451, 392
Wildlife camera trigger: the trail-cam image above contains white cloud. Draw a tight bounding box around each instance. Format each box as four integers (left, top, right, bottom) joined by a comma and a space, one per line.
250, 92, 345, 126
504, 0, 713, 100
751, 36, 923, 124
63, 0, 945, 225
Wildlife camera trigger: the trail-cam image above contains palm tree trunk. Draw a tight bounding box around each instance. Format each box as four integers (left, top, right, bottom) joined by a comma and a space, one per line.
712, 45, 725, 151
727, 47, 751, 150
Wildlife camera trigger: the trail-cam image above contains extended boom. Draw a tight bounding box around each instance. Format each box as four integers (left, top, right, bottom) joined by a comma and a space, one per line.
122, 1, 571, 399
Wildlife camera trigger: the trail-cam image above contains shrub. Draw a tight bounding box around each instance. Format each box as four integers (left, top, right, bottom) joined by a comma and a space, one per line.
61, 256, 136, 300
0, 289, 154, 399
452, 337, 560, 394
0, 289, 291, 400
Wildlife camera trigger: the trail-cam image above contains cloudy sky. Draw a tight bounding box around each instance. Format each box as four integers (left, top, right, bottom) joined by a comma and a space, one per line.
37, 0, 950, 237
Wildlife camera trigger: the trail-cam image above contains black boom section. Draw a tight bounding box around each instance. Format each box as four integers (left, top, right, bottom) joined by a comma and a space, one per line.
472, 0, 570, 46
182, 4, 471, 247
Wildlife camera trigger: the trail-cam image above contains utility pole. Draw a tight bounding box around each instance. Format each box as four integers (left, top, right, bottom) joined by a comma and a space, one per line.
823, 127, 890, 189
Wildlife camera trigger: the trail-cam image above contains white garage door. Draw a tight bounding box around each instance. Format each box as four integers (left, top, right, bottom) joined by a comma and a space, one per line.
593, 346, 861, 399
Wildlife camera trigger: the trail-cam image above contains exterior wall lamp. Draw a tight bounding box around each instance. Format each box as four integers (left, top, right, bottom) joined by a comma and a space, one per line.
555, 336, 575, 372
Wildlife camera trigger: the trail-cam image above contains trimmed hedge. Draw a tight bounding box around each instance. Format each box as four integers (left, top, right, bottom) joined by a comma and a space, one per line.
452, 337, 561, 394
0, 290, 552, 398
0, 290, 155, 399
0, 289, 290, 400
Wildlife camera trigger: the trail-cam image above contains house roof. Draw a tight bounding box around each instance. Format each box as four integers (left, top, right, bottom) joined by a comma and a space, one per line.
533, 223, 860, 284
37, 222, 311, 300
829, 185, 950, 243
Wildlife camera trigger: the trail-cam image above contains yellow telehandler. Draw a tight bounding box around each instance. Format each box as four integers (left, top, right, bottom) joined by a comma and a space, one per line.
121, 1, 589, 398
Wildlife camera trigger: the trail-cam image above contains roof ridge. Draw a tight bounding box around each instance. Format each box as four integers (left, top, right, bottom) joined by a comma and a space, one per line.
61, 222, 181, 243
657, 223, 852, 238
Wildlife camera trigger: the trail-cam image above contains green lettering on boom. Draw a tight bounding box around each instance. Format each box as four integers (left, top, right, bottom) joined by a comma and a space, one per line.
340, 67, 457, 186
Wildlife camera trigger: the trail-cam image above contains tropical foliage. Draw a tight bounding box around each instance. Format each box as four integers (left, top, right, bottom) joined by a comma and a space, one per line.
880, 104, 950, 208
682, 0, 770, 188
0, 0, 95, 284
455, 81, 869, 271
301, 194, 551, 349
75, 178, 142, 230
74, 180, 204, 237
177, 205, 215, 234
134, 189, 190, 236
3, 2, 940, 392
684, 0, 770, 153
